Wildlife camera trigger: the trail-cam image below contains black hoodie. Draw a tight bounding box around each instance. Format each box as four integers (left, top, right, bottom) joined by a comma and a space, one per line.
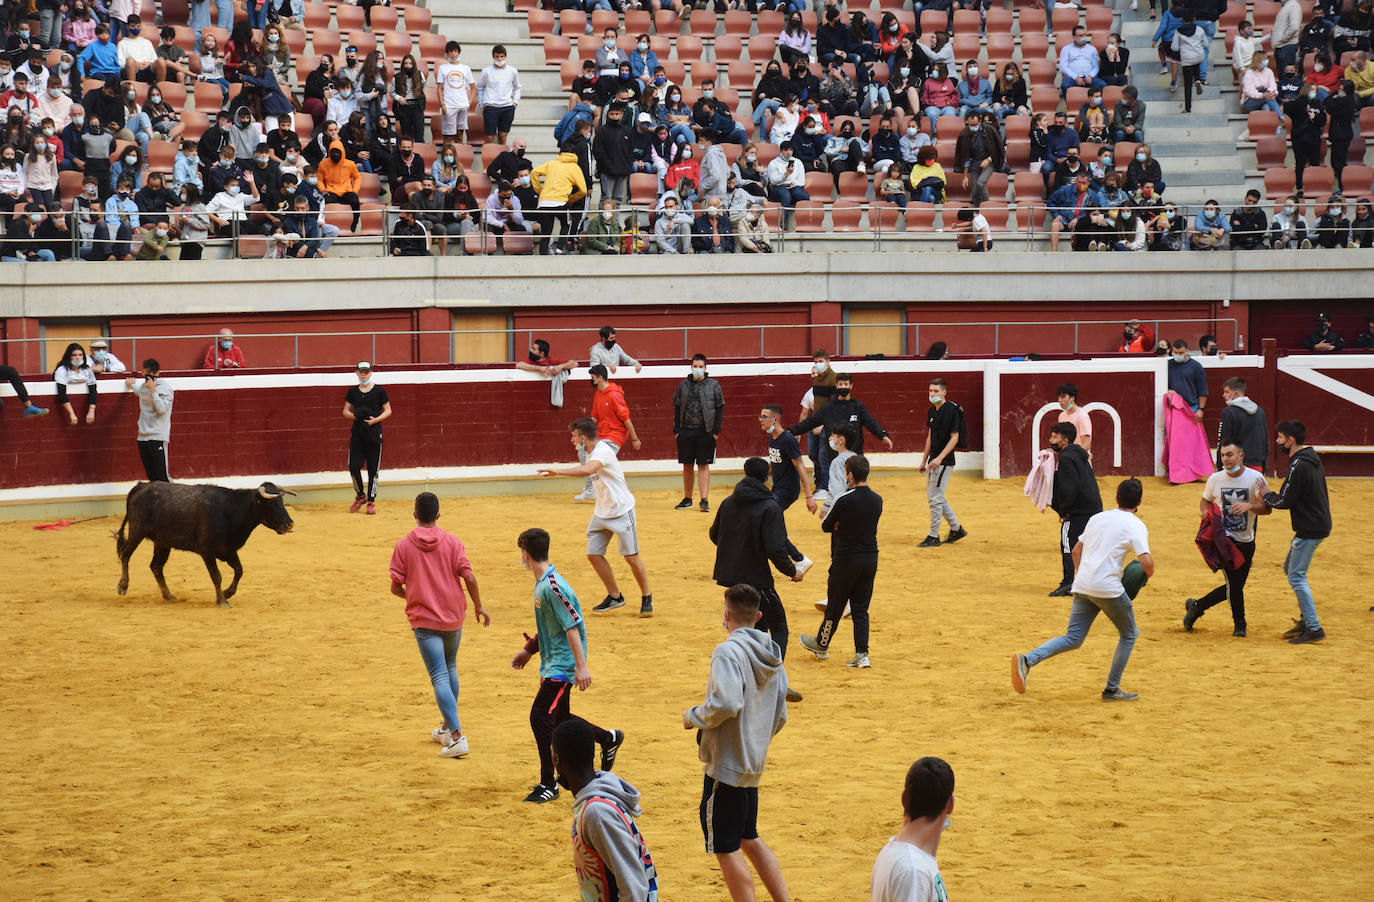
1051, 443, 1103, 520
709, 477, 797, 589
1264, 446, 1332, 540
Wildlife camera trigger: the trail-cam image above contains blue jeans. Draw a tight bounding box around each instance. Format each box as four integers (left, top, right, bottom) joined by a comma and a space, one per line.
1113, 128, 1145, 143
1197, 19, 1216, 81
4, 250, 57, 262
190, 0, 210, 40
216, 0, 234, 30
1242, 98, 1281, 114
752, 97, 781, 137
924, 104, 956, 133
669, 124, 695, 145
770, 184, 809, 207
248, 0, 268, 29
914, 185, 942, 204
1061, 76, 1106, 95
126, 111, 153, 155
1026, 591, 1138, 692
414, 627, 463, 733
1284, 537, 1323, 630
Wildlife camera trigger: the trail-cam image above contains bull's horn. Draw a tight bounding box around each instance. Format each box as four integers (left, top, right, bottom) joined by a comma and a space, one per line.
258, 485, 283, 499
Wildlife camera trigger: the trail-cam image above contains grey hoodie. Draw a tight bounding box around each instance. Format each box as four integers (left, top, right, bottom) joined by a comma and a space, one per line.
572, 772, 658, 901
135, 377, 174, 442
687, 627, 788, 788
1218, 394, 1269, 472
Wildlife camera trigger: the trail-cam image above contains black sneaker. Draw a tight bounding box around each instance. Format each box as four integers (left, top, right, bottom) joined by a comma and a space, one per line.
1281, 619, 1306, 639
699, 498, 709, 512
675, 497, 694, 510
600, 729, 625, 771
1289, 627, 1326, 644
640, 595, 654, 618
593, 595, 626, 613
1101, 688, 1139, 701
523, 783, 560, 804
945, 527, 968, 544
917, 535, 941, 548
785, 688, 803, 703
1183, 598, 1201, 631
1048, 583, 1072, 597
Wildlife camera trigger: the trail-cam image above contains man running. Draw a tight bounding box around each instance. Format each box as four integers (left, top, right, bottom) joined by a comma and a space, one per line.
710, 458, 807, 703
918, 379, 967, 548
800, 455, 883, 669
684, 584, 791, 902
1012, 478, 1154, 701
1047, 422, 1102, 597
1184, 440, 1270, 637
575, 363, 642, 502
552, 718, 659, 901
870, 757, 955, 902
1242, 420, 1331, 643
760, 403, 816, 574
539, 417, 654, 617
511, 527, 625, 804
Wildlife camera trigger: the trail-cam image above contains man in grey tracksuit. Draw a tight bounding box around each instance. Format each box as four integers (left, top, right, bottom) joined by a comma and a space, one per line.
126, 357, 174, 482
552, 719, 660, 901
684, 584, 791, 902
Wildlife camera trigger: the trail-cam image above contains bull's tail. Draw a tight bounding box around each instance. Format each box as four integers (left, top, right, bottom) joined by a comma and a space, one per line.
114, 515, 129, 559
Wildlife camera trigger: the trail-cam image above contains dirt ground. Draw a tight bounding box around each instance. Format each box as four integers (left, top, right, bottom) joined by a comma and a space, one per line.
2, 473, 1371, 901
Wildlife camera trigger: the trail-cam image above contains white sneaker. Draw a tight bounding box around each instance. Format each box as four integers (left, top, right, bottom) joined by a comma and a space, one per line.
856, 161, 866, 174
573, 489, 595, 501
431, 725, 451, 745
845, 653, 871, 668
1130, 0, 1137, 8
440, 734, 470, 758
1275, 124, 1286, 140
795, 555, 814, 576
812, 598, 853, 619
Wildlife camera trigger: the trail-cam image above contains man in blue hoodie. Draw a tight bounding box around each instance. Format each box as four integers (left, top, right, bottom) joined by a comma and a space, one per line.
684, 584, 791, 902
553, 718, 659, 902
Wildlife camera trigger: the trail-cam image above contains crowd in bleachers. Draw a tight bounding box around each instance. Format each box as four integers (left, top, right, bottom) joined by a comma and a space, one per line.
2, 0, 1373, 259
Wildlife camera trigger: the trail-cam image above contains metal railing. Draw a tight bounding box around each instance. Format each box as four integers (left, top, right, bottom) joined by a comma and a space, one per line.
0, 317, 1240, 372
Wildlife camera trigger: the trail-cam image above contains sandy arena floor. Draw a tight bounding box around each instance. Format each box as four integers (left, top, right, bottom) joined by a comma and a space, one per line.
2, 473, 1371, 901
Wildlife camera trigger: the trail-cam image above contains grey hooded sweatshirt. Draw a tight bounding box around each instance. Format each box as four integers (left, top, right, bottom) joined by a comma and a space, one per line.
571, 772, 658, 901
1217, 395, 1269, 472
687, 627, 788, 788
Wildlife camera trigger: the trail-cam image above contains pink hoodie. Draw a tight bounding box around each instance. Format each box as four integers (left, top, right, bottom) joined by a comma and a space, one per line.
389, 526, 474, 631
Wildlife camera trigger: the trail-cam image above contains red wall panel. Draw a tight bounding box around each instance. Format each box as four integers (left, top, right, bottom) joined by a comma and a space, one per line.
998, 371, 1159, 477
511, 306, 816, 363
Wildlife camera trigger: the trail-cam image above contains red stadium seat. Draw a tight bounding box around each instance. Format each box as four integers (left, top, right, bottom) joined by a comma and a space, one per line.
867, 201, 903, 232
715, 34, 744, 62
303, 2, 331, 30
502, 231, 535, 255
545, 34, 572, 64
464, 231, 496, 255
689, 10, 718, 37
629, 173, 658, 208
747, 35, 778, 64
1005, 140, 1030, 171
1303, 166, 1335, 198
1084, 6, 1114, 34
161, 0, 190, 26
1263, 167, 1297, 200
986, 8, 1014, 34
804, 170, 834, 200
1020, 32, 1050, 61
1030, 85, 1060, 114
527, 9, 555, 37
336, 5, 365, 33
590, 9, 618, 34
1255, 138, 1289, 169
837, 171, 870, 204
369, 6, 399, 34
676, 35, 705, 64
1341, 164, 1374, 196
625, 10, 651, 36
727, 59, 755, 91
401, 7, 431, 37
920, 10, 946, 34
1247, 110, 1281, 140
905, 202, 938, 231
952, 10, 981, 34
1012, 170, 1044, 204
792, 200, 827, 231
830, 203, 865, 231
559, 10, 587, 37
987, 33, 1015, 58
312, 30, 341, 58
1051, 7, 1079, 34
654, 9, 680, 37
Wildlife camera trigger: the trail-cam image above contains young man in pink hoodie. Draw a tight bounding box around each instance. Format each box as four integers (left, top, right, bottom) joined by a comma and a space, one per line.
390, 492, 489, 759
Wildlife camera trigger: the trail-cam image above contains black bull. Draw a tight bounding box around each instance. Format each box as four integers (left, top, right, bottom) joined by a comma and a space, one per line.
116, 482, 296, 607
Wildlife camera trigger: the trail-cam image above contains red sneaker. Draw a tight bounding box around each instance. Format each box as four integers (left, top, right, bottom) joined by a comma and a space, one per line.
365, 502, 376, 515
348, 495, 365, 513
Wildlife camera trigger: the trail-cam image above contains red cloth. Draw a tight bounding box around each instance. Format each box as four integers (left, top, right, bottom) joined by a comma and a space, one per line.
591, 381, 631, 446
389, 525, 475, 631
1162, 390, 1214, 484
203, 344, 246, 369
1195, 503, 1246, 572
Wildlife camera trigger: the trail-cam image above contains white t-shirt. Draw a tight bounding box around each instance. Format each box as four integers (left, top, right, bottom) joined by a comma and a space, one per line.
1201, 468, 1270, 544
1071, 508, 1150, 598
871, 838, 949, 902
436, 61, 474, 108
589, 439, 635, 520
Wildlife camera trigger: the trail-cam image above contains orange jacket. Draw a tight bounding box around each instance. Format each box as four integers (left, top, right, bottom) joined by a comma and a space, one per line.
318, 139, 360, 196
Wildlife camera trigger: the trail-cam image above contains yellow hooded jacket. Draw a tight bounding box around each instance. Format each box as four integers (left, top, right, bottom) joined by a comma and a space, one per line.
530, 152, 588, 205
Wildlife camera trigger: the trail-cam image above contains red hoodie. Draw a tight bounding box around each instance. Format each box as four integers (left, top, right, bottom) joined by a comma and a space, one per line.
591, 381, 631, 446
389, 525, 474, 630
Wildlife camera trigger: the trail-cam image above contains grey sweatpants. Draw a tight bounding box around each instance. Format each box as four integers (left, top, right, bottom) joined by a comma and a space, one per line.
927, 464, 960, 535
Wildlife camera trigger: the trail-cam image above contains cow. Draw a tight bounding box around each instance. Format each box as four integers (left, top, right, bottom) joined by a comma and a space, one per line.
116, 482, 296, 607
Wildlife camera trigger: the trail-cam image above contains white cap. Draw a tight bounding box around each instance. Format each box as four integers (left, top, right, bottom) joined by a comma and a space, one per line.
90, 339, 108, 348
356, 360, 372, 371
637, 113, 652, 124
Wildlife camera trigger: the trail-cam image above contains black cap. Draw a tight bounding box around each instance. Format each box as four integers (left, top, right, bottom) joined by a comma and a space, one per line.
1316, 312, 1331, 323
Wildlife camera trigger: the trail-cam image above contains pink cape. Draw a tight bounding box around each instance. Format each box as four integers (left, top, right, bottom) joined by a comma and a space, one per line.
1161, 391, 1214, 484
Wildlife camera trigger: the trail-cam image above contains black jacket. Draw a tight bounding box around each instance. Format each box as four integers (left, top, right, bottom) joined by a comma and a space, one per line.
1051, 443, 1103, 519
789, 396, 888, 453
593, 120, 634, 177
1265, 447, 1332, 539
709, 477, 797, 589
822, 484, 883, 563
485, 148, 527, 184
1217, 398, 1269, 471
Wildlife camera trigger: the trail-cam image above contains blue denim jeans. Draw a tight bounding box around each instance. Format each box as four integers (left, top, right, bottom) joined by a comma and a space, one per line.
1026, 591, 1138, 691
216, 0, 234, 30
1197, 19, 1217, 81
414, 627, 463, 733
1284, 536, 1323, 630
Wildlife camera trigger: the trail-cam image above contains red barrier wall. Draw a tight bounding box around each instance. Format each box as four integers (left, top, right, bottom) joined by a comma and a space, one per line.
998, 370, 1160, 477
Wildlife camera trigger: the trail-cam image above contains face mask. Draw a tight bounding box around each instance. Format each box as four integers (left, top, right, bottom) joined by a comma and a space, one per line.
28, 212, 41, 223
1261, 59, 1269, 68
155, 227, 167, 238
1142, 187, 1153, 197
604, 39, 615, 49
691, 366, 706, 380
603, 338, 616, 349
669, 93, 680, 103
71, 355, 84, 367
745, 153, 756, 163
123, 154, 139, 166
339, 90, 352, 99
494, 59, 506, 68
703, 89, 714, 99
1278, 439, 1292, 456
1329, 207, 1341, 217
150, 92, 163, 103
745, 210, 756, 221
601, 209, 614, 221
888, 23, 899, 32
227, 185, 241, 196
835, 387, 851, 398
126, 91, 137, 101
33, 141, 45, 152
284, 185, 295, 195
1284, 205, 1296, 215
708, 207, 720, 217
1173, 352, 1188, 363
654, 76, 665, 85
116, 189, 129, 198
1075, 36, 1088, 45
307, 176, 318, 185
47, 85, 63, 98
1102, 154, 1113, 166
72, 115, 84, 129
664, 204, 676, 214
1309, 90, 1318, 100
1060, 400, 1074, 411
92, 350, 107, 363
518, 175, 531, 186
1314, 63, 1326, 72
268, 35, 279, 45
1225, 463, 1244, 475
968, 66, 979, 76
285, 152, 298, 163
256, 156, 268, 165
827, 437, 840, 451
813, 361, 827, 374
443, 154, 455, 163
929, 393, 942, 404
18, 29, 29, 39
899, 66, 911, 78
804, 127, 817, 135
84, 184, 97, 196
906, 126, 919, 138
683, 147, 693, 158
638, 41, 648, 52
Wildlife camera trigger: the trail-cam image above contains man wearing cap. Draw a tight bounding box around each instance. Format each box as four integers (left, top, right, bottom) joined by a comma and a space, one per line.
1302, 314, 1345, 352
629, 112, 657, 179
203, 328, 246, 369
1117, 319, 1151, 353
89, 339, 127, 374
1, 71, 38, 123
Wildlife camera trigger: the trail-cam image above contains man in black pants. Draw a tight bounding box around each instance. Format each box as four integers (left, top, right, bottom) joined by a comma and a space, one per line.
1184, 440, 1271, 637
800, 455, 883, 669
126, 358, 173, 482
1048, 422, 1102, 596
710, 458, 807, 702
0, 365, 49, 418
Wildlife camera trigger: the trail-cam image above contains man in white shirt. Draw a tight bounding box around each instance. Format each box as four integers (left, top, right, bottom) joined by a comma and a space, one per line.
871, 756, 954, 902
436, 40, 475, 143
1183, 441, 1270, 637
538, 417, 654, 618
205, 175, 259, 236
1012, 478, 1154, 701
765, 140, 809, 224
117, 15, 158, 83
477, 44, 521, 145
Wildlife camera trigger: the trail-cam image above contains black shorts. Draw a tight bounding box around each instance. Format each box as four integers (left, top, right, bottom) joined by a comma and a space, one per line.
700, 775, 758, 854
676, 428, 717, 466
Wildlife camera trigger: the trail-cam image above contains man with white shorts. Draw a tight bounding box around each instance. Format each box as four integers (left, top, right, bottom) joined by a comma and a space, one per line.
436, 41, 475, 143
539, 417, 654, 618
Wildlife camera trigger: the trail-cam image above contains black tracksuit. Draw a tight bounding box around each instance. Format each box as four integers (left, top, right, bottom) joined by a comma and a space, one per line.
710, 477, 798, 656
788, 395, 889, 453
1265, 447, 1332, 540
1051, 443, 1103, 587
816, 484, 883, 655
1217, 399, 1269, 472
